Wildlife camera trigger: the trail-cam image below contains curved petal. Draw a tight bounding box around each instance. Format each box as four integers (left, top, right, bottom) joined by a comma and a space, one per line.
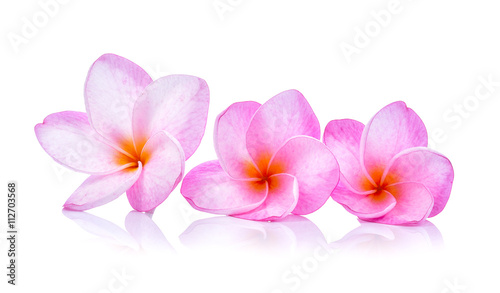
63, 163, 142, 211
35, 111, 133, 175
246, 89, 321, 173
333, 177, 396, 219
360, 101, 428, 185
381, 147, 454, 217
84, 54, 152, 156
126, 131, 185, 212
232, 173, 298, 221
180, 160, 268, 215
132, 75, 209, 160
214, 101, 262, 179
368, 182, 434, 225
323, 119, 372, 192
268, 136, 339, 215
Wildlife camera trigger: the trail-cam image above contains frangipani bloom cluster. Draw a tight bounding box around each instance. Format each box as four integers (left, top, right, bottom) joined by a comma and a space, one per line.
35, 53, 454, 225
324, 102, 454, 224
181, 90, 340, 221
35, 54, 209, 212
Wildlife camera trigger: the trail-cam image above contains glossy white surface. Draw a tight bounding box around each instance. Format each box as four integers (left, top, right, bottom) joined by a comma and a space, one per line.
1, 1, 499, 292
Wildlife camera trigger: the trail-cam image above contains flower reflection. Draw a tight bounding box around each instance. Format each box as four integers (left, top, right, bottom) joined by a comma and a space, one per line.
62, 209, 174, 253
180, 215, 329, 254
63, 208, 443, 257
330, 220, 443, 255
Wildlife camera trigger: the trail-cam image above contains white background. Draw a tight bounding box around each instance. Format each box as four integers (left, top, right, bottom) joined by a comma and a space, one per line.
1, 0, 499, 292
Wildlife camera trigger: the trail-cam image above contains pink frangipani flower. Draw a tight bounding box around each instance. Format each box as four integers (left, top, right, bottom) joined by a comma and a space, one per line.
35, 54, 209, 212
324, 101, 454, 225
181, 90, 339, 221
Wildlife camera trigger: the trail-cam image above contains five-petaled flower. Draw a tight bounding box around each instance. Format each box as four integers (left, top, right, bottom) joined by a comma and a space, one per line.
35, 54, 209, 211
181, 90, 339, 221
324, 101, 454, 224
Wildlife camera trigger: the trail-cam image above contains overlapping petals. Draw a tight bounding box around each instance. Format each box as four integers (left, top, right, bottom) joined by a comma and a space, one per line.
126, 131, 185, 212
324, 101, 454, 225
181, 90, 339, 221
246, 89, 321, 172
36, 53, 209, 211
360, 101, 428, 184
84, 53, 153, 155
64, 164, 143, 211
268, 136, 339, 215
132, 75, 209, 159
214, 101, 262, 179
181, 161, 268, 215
36, 54, 454, 225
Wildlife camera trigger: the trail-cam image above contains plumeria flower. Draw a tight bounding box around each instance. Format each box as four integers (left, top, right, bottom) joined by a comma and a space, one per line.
324, 101, 454, 225
35, 54, 209, 211
181, 90, 339, 221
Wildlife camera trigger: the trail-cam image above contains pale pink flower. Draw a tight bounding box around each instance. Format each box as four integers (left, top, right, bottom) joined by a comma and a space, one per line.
324, 101, 454, 225
181, 90, 339, 221
35, 54, 209, 211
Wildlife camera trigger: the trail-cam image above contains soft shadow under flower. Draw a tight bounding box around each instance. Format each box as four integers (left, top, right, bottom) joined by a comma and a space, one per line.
62, 209, 174, 254
330, 220, 443, 256
180, 215, 329, 255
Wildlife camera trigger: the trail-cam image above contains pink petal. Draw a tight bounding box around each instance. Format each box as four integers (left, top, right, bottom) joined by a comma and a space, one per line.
268, 136, 339, 215
126, 131, 185, 212
132, 75, 209, 160
323, 119, 372, 192
63, 164, 142, 211
180, 160, 268, 215
369, 182, 434, 225
214, 101, 262, 179
360, 101, 428, 184
35, 111, 132, 174
246, 90, 321, 173
333, 177, 397, 219
232, 173, 299, 221
382, 147, 454, 217
84, 54, 152, 156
